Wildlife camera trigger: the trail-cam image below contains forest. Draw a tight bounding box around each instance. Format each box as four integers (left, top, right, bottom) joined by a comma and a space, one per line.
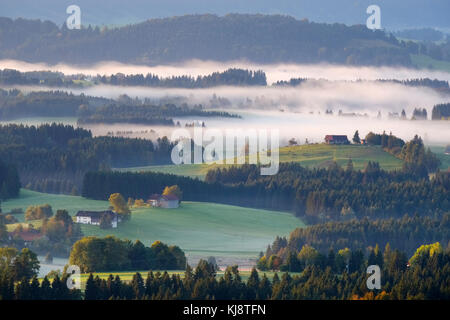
0, 68, 267, 88
0, 123, 174, 194
78, 103, 239, 125
0, 160, 20, 200
1, 245, 449, 300
0, 15, 419, 66
82, 158, 449, 223
262, 214, 449, 264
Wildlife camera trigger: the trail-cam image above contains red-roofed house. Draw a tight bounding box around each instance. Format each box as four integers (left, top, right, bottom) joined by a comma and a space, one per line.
324, 135, 350, 145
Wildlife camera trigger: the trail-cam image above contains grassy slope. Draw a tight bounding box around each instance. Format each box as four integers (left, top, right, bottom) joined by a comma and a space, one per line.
81, 202, 304, 257
117, 144, 404, 179
410, 54, 450, 72
2, 190, 304, 259
429, 146, 450, 170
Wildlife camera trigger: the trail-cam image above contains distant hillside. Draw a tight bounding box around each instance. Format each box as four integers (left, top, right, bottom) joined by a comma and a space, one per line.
0, 14, 412, 66
117, 144, 404, 180
1, 0, 449, 29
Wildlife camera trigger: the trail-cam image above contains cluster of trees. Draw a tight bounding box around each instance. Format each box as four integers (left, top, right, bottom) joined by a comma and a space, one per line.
383, 78, 450, 93
0, 159, 20, 200
412, 108, 428, 120
364, 131, 406, 156
274, 77, 450, 94
432, 103, 450, 120
94, 69, 266, 87
0, 123, 175, 194
78, 103, 239, 125
399, 135, 441, 173
0, 246, 81, 300
108, 193, 131, 222
255, 242, 450, 299
82, 161, 449, 223
3, 208, 83, 257
69, 236, 186, 273
0, 89, 91, 120
24, 204, 53, 221
263, 214, 450, 265
0, 69, 80, 87
0, 15, 412, 66
363, 132, 439, 173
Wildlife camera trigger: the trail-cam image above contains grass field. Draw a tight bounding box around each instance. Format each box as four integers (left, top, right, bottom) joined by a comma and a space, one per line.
429, 146, 450, 170
410, 54, 450, 72
80, 202, 304, 264
2, 189, 304, 267
117, 144, 404, 179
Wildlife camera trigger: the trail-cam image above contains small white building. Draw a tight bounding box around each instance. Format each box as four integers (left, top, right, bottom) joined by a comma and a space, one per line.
75, 210, 118, 228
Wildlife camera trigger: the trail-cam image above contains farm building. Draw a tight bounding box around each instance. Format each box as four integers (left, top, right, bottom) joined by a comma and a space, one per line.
75, 210, 119, 228
148, 194, 180, 208
148, 194, 161, 207
324, 135, 350, 145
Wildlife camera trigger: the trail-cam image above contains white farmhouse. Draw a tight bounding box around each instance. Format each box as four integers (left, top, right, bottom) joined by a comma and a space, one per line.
75, 210, 119, 228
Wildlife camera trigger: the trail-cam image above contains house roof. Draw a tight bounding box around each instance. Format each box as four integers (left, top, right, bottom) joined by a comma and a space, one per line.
161, 194, 179, 201
325, 135, 349, 141
75, 210, 117, 220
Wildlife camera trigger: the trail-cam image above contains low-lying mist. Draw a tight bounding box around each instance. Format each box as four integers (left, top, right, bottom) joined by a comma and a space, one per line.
1, 59, 450, 83
1, 59, 449, 145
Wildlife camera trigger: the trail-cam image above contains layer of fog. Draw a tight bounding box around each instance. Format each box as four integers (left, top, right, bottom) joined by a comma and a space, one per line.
80, 111, 450, 147
2, 59, 449, 145
1, 59, 450, 84
14, 79, 450, 116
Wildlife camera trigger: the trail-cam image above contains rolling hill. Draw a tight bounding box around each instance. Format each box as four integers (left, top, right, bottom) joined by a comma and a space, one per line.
2, 189, 305, 267
117, 144, 405, 180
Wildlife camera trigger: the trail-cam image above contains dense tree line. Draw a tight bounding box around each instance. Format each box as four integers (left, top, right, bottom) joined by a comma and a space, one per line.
262, 214, 450, 264
0, 123, 174, 194
432, 103, 450, 120
78, 103, 239, 125
274, 77, 450, 94
95, 68, 267, 87
0, 69, 81, 87
0, 15, 412, 66
0, 89, 91, 120
0, 68, 266, 88
69, 236, 186, 272
82, 161, 449, 222
0, 159, 20, 200
3, 248, 449, 300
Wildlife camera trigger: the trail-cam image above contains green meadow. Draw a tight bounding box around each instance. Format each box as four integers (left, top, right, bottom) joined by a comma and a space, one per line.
2, 190, 304, 261
429, 146, 450, 170
117, 144, 404, 179
410, 54, 450, 72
